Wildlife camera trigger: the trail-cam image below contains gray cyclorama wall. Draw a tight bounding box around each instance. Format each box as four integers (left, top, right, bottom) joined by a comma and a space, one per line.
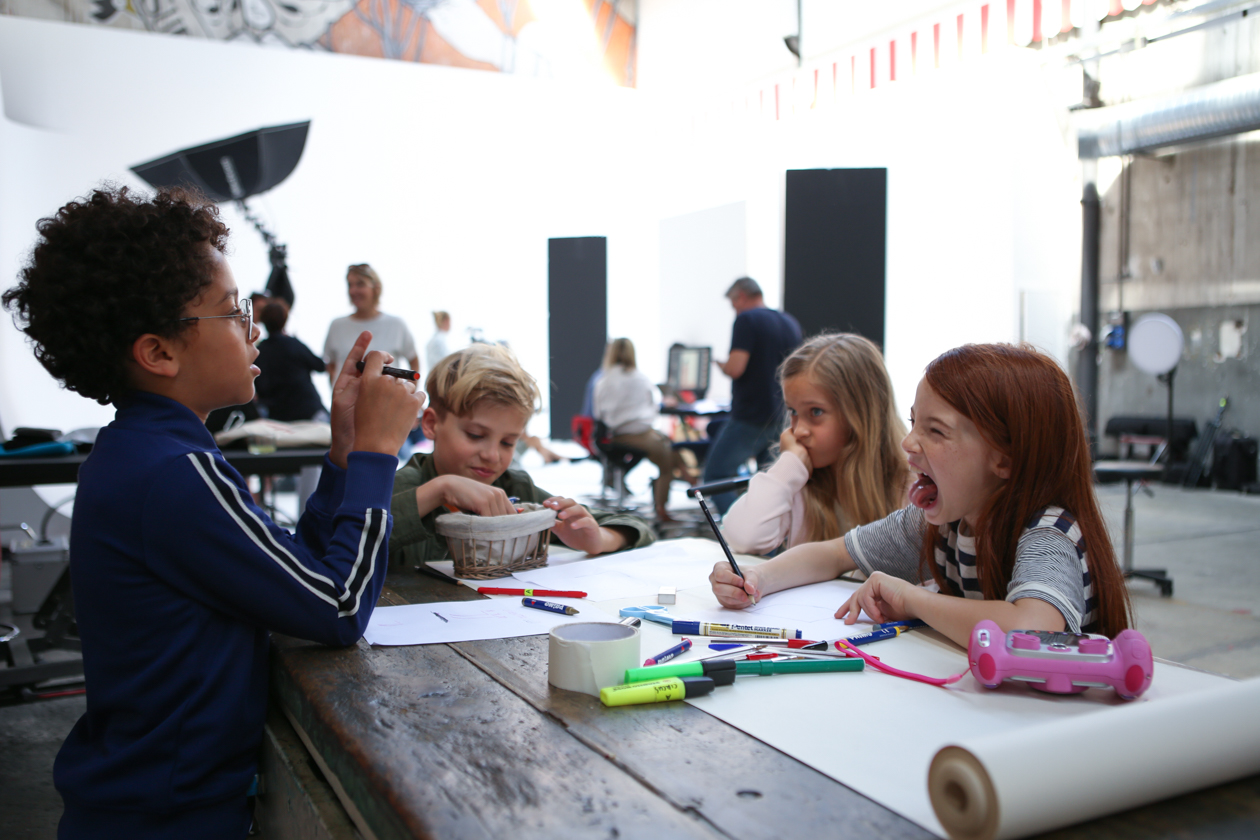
0, 16, 658, 438
1096, 140, 1260, 455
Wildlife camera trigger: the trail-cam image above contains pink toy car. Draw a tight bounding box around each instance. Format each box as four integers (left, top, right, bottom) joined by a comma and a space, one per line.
967, 620, 1153, 699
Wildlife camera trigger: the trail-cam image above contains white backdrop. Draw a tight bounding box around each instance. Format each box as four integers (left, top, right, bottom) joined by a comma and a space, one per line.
0, 17, 659, 438
1, 15, 1081, 442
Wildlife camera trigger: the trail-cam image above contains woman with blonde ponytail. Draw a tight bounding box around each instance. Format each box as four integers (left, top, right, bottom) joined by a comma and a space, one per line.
722, 333, 910, 554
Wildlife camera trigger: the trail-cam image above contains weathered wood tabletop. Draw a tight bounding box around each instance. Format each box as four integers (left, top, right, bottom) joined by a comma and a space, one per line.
270, 569, 1260, 840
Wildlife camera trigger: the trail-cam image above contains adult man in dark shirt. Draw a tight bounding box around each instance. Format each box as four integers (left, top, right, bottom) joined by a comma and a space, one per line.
704, 277, 802, 513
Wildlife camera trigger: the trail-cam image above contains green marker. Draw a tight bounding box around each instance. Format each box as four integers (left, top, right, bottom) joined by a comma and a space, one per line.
735, 659, 864, 676
600, 676, 715, 706
625, 660, 733, 684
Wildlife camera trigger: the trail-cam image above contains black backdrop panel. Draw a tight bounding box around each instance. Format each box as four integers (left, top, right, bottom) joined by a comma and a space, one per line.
783, 168, 887, 347
549, 237, 607, 440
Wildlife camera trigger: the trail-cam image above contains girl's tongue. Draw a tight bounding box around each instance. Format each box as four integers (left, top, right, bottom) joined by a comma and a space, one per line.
908, 474, 938, 509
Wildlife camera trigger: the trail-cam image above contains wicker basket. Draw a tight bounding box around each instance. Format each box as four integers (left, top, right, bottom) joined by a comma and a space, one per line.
435, 502, 557, 579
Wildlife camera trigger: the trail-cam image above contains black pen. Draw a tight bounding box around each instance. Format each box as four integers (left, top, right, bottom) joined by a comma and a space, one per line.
694, 490, 757, 605
355, 360, 420, 381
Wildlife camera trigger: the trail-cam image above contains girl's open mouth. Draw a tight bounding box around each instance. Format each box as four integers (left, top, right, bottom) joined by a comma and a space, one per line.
908, 472, 938, 509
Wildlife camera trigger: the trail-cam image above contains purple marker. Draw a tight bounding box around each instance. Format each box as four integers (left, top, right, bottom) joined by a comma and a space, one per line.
644, 638, 693, 667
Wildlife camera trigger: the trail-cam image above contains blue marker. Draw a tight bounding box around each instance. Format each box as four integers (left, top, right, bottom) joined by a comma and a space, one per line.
644, 638, 693, 667
522, 597, 578, 616
839, 626, 906, 647
873, 619, 927, 631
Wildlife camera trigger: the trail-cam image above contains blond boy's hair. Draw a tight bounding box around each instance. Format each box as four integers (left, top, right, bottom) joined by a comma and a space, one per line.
778, 333, 909, 541
426, 343, 540, 418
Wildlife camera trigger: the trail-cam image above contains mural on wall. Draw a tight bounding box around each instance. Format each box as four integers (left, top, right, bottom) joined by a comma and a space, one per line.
1, 0, 635, 86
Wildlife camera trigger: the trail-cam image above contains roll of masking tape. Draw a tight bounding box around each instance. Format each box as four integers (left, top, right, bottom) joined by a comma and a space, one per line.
548, 622, 640, 697
928, 678, 1260, 840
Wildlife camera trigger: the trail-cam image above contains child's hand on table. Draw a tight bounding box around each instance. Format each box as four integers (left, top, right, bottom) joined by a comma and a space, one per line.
835, 571, 917, 625
545, 497, 623, 555
709, 562, 762, 608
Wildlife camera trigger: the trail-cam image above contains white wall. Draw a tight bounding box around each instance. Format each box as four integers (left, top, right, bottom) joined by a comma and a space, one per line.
0, 17, 660, 437
658, 200, 747, 404
640, 4, 1083, 418
2, 9, 1086, 444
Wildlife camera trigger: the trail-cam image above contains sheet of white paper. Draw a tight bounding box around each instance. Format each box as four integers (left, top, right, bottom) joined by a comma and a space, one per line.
364, 598, 612, 646
679, 578, 875, 640
512, 538, 727, 600
686, 633, 1233, 837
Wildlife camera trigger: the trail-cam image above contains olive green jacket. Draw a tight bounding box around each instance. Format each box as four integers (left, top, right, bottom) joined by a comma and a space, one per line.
389, 453, 656, 568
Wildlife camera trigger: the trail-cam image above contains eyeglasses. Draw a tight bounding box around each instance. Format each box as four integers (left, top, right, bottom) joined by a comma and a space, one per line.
178, 298, 253, 335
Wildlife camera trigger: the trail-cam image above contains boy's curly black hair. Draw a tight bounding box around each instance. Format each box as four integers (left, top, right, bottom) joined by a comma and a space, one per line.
2, 186, 230, 405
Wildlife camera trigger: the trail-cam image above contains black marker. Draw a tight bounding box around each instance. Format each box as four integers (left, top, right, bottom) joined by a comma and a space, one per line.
355, 360, 420, 381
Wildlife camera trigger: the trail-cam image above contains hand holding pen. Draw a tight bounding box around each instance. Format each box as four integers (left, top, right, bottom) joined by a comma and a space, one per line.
708, 559, 763, 609
695, 489, 759, 606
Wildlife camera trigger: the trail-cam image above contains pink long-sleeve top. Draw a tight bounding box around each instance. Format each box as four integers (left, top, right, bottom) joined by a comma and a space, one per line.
719, 451, 811, 555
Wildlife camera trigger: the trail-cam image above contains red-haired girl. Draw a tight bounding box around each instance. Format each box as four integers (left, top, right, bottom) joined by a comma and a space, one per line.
710, 343, 1131, 647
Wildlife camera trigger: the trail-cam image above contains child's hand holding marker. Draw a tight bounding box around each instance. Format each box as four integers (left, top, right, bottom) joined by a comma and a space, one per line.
708, 562, 763, 609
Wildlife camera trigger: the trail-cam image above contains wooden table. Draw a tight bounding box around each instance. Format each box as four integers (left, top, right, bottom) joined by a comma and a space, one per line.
267, 568, 1260, 840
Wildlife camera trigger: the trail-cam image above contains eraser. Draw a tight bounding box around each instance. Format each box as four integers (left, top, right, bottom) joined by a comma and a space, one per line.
658, 586, 677, 605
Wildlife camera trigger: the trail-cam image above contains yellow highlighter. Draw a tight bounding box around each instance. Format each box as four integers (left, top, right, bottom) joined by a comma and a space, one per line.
599, 676, 716, 707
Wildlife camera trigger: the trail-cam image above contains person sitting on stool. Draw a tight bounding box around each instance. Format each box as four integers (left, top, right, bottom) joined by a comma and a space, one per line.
594, 338, 694, 522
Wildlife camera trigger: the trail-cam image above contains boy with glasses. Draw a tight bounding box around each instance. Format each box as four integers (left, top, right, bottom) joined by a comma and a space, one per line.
2, 186, 423, 839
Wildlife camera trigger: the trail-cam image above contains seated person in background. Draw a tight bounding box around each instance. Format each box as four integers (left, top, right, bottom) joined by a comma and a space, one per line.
723, 333, 910, 555
711, 344, 1132, 649
254, 301, 329, 422
390, 344, 655, 567
1, 186, 422, 839
593, 338, 695, 522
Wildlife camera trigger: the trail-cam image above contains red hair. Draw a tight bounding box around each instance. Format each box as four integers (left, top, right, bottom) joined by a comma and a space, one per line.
919, 344, 1131, 638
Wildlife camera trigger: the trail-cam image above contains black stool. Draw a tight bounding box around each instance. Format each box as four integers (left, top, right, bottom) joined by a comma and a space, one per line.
593, 421, 646, 511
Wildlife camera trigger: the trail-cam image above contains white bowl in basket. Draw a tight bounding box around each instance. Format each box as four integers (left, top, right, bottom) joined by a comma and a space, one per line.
434, 502, 558, 579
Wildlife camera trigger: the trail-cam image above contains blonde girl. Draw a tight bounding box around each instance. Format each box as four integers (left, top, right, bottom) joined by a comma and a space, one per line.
722, 333, 909, 554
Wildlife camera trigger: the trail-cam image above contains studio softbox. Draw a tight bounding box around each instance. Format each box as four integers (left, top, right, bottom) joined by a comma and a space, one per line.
130, 121, 310, 202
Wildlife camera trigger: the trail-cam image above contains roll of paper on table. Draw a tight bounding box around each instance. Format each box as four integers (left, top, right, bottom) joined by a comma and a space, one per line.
522, 597, 578, 616
600, 676, 716, 707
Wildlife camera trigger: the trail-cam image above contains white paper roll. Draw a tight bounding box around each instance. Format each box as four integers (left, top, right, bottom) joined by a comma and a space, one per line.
548, 622, 640, 697
929, 678, 1260, 840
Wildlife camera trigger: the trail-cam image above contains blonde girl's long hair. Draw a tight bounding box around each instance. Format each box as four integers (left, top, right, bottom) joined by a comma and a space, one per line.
779, 333, 909, 541
603, 337, 636, 370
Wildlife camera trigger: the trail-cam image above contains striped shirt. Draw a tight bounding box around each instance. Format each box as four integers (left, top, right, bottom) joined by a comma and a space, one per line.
843, 505, 1096, 633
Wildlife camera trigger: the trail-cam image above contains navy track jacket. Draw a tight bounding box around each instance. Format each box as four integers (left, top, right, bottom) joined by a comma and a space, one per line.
54, 391, 394, 838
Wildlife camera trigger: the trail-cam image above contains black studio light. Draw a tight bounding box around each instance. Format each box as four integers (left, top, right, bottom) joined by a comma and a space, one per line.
131, 121, 309, 305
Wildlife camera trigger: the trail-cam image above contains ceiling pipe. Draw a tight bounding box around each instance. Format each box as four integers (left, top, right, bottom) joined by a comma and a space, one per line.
1078, 70, 1260, 158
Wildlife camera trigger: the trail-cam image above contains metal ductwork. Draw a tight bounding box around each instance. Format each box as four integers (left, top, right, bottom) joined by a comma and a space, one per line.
1078, 70, 1260, 158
